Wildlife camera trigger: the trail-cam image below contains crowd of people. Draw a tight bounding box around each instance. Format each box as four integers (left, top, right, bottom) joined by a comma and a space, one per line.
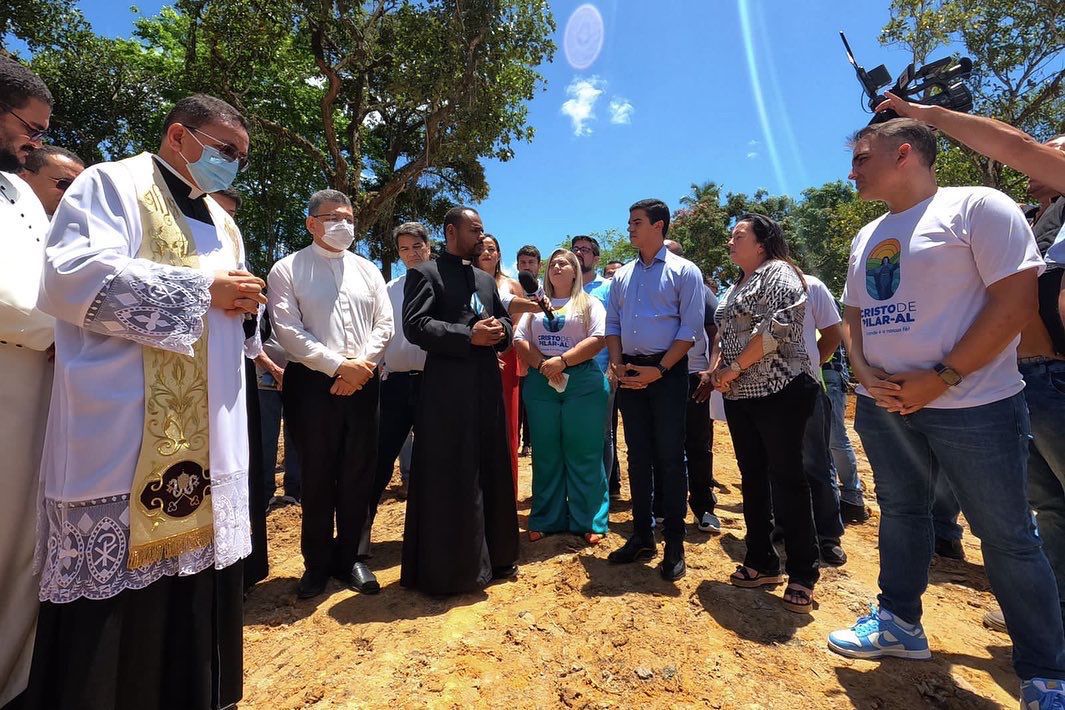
1, 53, 1065, 709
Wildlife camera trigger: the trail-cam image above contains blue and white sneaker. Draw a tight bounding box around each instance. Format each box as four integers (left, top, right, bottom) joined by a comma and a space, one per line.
827, 604, 931, 660
1021, 678, 1065, 710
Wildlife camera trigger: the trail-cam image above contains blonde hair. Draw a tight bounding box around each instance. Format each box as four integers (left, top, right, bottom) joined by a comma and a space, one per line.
543, 249, 592, 330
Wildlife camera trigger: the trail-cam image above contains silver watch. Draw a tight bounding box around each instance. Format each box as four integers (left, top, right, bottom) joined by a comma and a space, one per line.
728, 361, 743, 373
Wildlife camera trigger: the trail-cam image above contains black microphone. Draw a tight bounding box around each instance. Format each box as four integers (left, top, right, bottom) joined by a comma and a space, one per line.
517, 270, 554, 322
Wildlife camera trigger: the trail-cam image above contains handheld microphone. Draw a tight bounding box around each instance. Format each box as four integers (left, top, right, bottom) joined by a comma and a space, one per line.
517, 270, 554, 322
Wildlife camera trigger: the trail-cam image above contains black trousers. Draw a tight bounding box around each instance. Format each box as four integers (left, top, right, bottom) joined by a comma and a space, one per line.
723, 373, 821, 589
802, 388, 844, 545
651, 372, 716, 519
22, 562, 243, 710
608, 394, 621, 493
362, 371, 421, 555
617, 355, 689, 544
283, 362, 379, 575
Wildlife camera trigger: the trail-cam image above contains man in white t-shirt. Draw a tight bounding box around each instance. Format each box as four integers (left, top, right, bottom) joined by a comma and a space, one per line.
826, 118, 1065, 703
799, 274, 846, 566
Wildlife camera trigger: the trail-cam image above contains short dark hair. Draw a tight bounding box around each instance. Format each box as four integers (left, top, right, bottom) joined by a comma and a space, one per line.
570, 235, 600, 256
443, 205, 477, 233
213, 187, 243, 211
629, 198, 670, 236
607, 260, 623, 267
393, 221, 428, 244
517, 244, 541, 261
308, 189, 350, 215
0, 58, 52, 109
23, 145, 83, 173
850, 118, 937, 167
162, 94, 248, 133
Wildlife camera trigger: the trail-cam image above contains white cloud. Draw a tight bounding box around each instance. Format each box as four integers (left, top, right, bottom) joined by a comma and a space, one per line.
748, 139, 760, 147
609, 97, 634, 125
560, 76, 605, 136
746, 151, 759, 159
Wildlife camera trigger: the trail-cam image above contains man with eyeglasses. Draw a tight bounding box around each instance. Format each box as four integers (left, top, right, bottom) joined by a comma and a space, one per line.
268, 189, 394, 600
0, 57, 56, 709
27, 93, 261, 709
20, 145, 84, 218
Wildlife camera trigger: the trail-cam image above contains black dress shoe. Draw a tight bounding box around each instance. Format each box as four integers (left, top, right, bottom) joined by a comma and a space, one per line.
607, 536, 657, 564
492, 564, 519, 580
347, 561, 381, 594
934, 536, 966, 561
820, 543, 848, 567
296, 570, 329, 599
660, 541, 686, 581
840, 501, 871, 524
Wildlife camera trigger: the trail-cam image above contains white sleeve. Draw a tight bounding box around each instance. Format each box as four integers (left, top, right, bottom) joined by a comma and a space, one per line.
810, 279, 842, 329
586, 297, 606, 337
840, 230, 867, 308
358, 259, 394, 365
967, 189, 1045, 285
513, 312, 531, 342
267, 258, 345, 376
39, 163, 211, 356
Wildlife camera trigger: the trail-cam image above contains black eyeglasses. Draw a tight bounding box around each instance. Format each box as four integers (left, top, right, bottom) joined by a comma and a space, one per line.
47, 176, 74, 191
1, 104, 48, 142
310, 212, 354, 224
188, 126, 250, 172
572, 245, 597, 255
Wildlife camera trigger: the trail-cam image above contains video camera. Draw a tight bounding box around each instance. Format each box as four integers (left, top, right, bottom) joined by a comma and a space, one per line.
840, 31, 974, 124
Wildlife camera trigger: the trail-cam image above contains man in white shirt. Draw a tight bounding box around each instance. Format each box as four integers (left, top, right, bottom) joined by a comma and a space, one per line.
799, 274, 846, 566
362, 222, 430, 553
19, 144, 84, 218
268, 189, 393, 600
0, 58, 55, 708
827, 118, 1065, 705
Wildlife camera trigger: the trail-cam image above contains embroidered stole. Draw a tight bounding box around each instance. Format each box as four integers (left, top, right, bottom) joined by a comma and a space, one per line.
121, 152, 237, 569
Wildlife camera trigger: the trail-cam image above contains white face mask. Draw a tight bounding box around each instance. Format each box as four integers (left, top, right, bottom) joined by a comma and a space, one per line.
321, 220, 355, 251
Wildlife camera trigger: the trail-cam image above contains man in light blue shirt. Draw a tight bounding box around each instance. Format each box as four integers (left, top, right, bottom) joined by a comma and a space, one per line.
605, 199, 704, 581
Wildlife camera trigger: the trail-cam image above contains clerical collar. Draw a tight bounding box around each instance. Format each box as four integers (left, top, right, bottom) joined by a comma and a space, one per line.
311, 241, 347, 259
440, 250, 472, 266
152, 155, 213, 225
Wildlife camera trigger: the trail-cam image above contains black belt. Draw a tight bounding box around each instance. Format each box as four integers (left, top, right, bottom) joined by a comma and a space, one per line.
622, 353, 666, 366
388, 370, 422, 376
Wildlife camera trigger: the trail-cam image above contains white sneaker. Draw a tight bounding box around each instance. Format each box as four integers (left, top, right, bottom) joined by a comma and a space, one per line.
698, 512, 721, 533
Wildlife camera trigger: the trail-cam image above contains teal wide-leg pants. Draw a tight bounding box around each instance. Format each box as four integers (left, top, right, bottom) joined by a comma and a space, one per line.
524, 362, 610, 534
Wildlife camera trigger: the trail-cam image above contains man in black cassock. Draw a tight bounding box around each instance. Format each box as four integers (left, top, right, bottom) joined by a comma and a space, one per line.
400, 206, 519, 595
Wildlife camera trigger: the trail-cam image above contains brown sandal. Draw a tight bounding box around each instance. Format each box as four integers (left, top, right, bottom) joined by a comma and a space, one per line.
528, 531, 545, 542
729, 565, 785, 589
584, 532, 604, 545
782, 583, 815, 614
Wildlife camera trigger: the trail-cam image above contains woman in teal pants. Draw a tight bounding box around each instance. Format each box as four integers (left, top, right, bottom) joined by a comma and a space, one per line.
514, 249, 610, 545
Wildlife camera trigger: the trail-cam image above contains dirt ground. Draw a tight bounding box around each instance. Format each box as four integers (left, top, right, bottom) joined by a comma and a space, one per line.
243, 401, 1022, 709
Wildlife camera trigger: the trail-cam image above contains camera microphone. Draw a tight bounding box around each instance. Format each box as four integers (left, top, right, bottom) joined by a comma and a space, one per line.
517, 270, 554, 323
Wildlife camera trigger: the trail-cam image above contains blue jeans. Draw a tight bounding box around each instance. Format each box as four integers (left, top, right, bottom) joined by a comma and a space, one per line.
258, 387, 301, 506
931, 475, 963, 542
855, 393, 1065, 680
823, 369, 862, 507
802, 388, 844, 544
617, 357, 689, 543
1022, 358, 1065, 625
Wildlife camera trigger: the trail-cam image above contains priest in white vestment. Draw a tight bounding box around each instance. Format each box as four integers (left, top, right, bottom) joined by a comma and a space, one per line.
0, 57, 55, 707
23, 94, 264, 710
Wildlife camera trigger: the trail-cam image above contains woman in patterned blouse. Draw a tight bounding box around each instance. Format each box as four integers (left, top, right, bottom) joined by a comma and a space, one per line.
709, 213, 822, 614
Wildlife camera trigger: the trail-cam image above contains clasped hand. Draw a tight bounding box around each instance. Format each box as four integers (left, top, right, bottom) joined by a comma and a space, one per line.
471, 317, 505, 347
864, 367, 948, 415
332, 358, 375, 396
611, 363, 661, 390
210, 270, 267, 316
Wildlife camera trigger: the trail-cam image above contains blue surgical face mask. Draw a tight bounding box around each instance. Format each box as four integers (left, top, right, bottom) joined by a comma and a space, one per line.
183, 132, 239, 192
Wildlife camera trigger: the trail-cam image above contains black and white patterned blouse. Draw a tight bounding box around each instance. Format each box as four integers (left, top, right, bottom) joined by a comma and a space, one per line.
714, 259, 814, 399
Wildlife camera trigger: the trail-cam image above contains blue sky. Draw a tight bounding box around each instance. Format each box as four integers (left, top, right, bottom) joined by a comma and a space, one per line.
64, 1, 927, 271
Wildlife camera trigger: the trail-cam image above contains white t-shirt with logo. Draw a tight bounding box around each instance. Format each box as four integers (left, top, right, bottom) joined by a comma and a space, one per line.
514, 296, 606, 357
802, 274, 842, 369
842, 186, 1044, 409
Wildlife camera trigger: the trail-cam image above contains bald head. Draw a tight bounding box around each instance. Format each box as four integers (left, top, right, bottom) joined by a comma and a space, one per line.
664, 238, 684, 256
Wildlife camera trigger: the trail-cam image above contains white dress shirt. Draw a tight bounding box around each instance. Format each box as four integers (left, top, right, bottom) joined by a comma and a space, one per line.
380, 273, 426, 377
268, 242, 393, 376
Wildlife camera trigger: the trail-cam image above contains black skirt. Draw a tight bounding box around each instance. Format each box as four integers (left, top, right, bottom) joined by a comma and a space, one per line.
20, 561, 244, 710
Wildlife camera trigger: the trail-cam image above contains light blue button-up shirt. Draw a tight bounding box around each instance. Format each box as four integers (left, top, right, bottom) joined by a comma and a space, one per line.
605, 245, 704, 356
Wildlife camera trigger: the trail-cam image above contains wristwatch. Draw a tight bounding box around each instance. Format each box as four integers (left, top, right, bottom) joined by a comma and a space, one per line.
728, 361, 743, 373
655, 363, 668, 377
933, 362, 962, 387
